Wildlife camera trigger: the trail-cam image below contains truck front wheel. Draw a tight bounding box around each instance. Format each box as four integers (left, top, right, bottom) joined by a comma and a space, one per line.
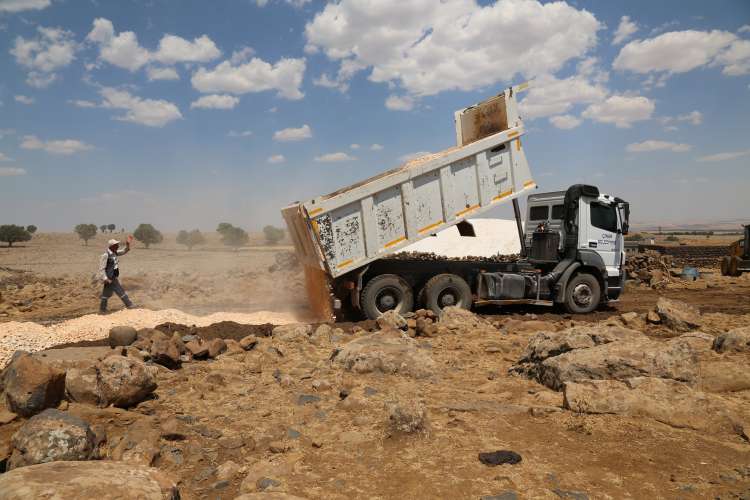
423, 273, 472, 316
564, 273, 601, 314
361, 274, 414, 320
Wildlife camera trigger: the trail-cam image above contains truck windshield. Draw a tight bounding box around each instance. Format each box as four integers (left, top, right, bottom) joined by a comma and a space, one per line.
590, 202, 618, 233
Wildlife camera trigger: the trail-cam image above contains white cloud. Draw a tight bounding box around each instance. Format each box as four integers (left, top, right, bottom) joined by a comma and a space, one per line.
146, 66, 179, 81
661, 110, 702, 128
385, 95, 414, 111
613, 16, 638, 45
87, 18, 150, 72
399, 151, 430, 162
0, 129, 15, 138
696, 150, 750, 162
613, 30, 750, 77
273, 124, 312, 142
20, 135, 93, 155
549, 114, 582, 130
349, 144, 360, 150
229, 46, 255, 64
100, 87, 182, 127
228, 130, 253, 138
0, 152, 13, 161
191, 57, 306, 100
267, 154, 285, 164
370, 143, 383, 151
153, 34, 221, 65
314, 152, 356, 162
10, 26, 77, 87
626, 140, 691, 153
0, 0, 50, 13
739, 25, 750, 34
257, 0, 311, 7
81, 190, 148, 204
14, 95, 34, 104
190, 94, 240, 110
87, 18, 221, 72
305, 0, 600, 99
581, 95, 654, 128
519, 72, 607, 119
0, 167, 26, 176
68, 99, 97, 108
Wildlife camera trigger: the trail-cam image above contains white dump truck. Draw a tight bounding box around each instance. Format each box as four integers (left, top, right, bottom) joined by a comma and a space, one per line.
282, 85, 630, 320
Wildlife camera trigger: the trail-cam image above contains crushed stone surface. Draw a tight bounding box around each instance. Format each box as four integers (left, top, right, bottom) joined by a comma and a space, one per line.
0, 308, 300, 368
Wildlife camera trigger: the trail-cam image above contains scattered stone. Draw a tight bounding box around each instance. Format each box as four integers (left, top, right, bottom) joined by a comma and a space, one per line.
481, 492, 519, 500
0, 461, 180, 499
216, 460, 241, 481
333, 329, 435, 378
310, 324, 334, 345
620, 312, 646, 330
150, 335, 181, 369
257, 477, 283, 491
273, 324, 312, 342
655, 297, 702, 332
208, 338, 227, 358
553, 489, 589, 500
297, 394, 321, 406
240, 335, 259, 350
377, 310, 407, 331
8, 409, 98, 469
386, 398, 428, 434
646, 310, 661, 324
109, 325, 137, 347
0, 407, 18, 424
160, 417, 187, 441
439, 307, 496, 334
713, 327, 750, 353
311, 379, 331, 391
3, 352, 65, 417
268, 441, 289, 453
478, 450, 522, 466
185, 340, 209, 358
66, 356, 157, 408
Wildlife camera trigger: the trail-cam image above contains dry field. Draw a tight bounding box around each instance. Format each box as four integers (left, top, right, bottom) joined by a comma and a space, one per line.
0, 232, 749, 499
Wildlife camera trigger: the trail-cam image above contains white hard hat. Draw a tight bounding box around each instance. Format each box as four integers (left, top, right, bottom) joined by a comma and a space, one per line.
107, 239, 120, 247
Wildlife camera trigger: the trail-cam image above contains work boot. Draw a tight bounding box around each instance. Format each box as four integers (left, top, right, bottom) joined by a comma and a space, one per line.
99, 299, 108, 315
122, 294, 135, 309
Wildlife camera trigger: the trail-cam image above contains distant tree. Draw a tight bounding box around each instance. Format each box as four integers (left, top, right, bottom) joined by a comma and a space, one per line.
625, 233, 644, 241
219, 225, 249, 250
665, 235, 679, 242
217, 222, 233, 235
0, 225, 32, 247
100, 224, 107, 234
176, 229, 206, 251
133, 223, 163, 249
263, 225, 285, 245
107, 224, 116, 233
26, 225, 37, 234
74, 223, 98, 246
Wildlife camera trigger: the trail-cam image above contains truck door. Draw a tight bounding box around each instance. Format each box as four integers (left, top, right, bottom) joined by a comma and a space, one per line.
581, 199, 619, 277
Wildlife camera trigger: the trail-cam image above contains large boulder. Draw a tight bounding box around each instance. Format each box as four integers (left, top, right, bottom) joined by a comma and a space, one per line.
8, 409, 98, 469
516, 325, 642, 365
0, 461, 179, 499
66, 356, 156, 408
713, 327, 750, 353
333, 329, 434, 378
109, 326, 137, 347
386, 398, 429, 434
563, 377, 747, 437
655, 297, 702, 332
149, 335, 180, 369
3, 352, 66, 417
534, 336, 699, 390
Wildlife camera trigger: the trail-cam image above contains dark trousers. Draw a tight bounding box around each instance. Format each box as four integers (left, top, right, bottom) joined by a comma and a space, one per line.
100, 278, 133, 311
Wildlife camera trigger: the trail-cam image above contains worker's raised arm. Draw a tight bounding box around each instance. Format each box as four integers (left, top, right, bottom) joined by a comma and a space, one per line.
117, 235, 134, 255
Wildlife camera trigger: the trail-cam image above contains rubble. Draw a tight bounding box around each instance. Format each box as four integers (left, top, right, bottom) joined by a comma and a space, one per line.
65, 356, 157, 408
713, 327, 750, 353
654, 296, 702, 332
333, 329, 435, 378
2, 352, 65, 417
623, 250, 674, 288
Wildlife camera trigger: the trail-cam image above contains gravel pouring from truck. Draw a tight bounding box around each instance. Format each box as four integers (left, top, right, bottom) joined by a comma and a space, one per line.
282, 85, 630, 320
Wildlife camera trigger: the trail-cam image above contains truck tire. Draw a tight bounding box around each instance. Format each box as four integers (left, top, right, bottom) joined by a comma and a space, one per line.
360, 274, 414, 320
564, 273, 601, 314
422, 273, 472, 316
729, 256, 740, 277
720, 256, 731, 276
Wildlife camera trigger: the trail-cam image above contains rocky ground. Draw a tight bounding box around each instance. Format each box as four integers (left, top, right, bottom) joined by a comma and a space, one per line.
1, 296, 750, 499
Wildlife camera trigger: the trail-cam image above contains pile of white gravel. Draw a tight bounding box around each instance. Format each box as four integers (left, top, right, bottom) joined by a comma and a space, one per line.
0, 308, 301, 368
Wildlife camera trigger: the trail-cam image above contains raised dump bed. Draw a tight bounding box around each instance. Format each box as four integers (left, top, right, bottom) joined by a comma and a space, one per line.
282, 85, 536, 320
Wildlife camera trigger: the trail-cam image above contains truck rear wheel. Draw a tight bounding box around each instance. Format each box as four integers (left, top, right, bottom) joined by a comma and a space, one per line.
564, 273, 601, 314
361, 274, 414, 320
721, 256, 731, 276
423, 273, 472, 316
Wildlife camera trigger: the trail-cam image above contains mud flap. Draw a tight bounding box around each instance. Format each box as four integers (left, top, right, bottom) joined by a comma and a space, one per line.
304, 264, 334, 322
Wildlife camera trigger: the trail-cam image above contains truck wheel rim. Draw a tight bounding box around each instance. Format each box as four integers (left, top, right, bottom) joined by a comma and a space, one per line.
438, 288, 458, 308
376, 287, 400, 311
572, 283, 592, 307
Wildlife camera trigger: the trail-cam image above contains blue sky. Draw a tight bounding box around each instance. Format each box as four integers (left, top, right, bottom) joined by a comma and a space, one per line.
0, 0, 748, 232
